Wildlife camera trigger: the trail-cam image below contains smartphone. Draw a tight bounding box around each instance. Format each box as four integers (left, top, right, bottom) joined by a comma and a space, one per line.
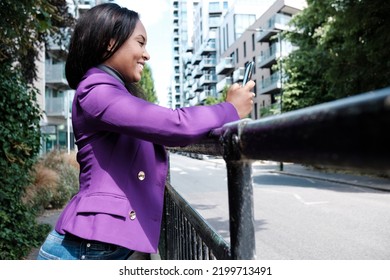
242, 61, 254, 85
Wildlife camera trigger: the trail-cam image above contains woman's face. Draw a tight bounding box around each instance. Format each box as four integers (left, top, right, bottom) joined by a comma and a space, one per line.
104, 20, 150, 83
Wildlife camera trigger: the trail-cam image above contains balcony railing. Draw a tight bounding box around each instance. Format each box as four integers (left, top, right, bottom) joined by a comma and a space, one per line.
198, 89, 217, 101
232, 67, 245, 83
200, 41, 217, 55
199, 74, 217, 86
257, 13, 292, 42
216, 77, 233, 93
260, 72, 281, 94
45, 63, 68, 88
45, 96, 67, 117
199, 57, 217, 70
216, 57, 235, 75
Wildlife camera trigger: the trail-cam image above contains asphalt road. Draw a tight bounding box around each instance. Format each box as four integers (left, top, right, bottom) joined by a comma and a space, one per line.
169, 153, 390, 260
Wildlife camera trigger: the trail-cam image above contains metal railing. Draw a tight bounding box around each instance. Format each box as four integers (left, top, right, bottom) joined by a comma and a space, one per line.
159, 87, 390, 260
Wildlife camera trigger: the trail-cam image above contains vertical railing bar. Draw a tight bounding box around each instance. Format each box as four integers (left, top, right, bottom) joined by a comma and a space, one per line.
221, 120, 256, 260
226, 160, 256, 259
186, 221, 191, 259
192, 227, 197, 260
197, 235, 202, 260
165, 196, 172, 260
202, 242, 208, 260
174, 202, 179, 259
177, 210, 181, 259
162, 182, 232, 260
178, 207, 183, 259
180, 212, 185, 259
184, 218, 188, 260
185, 218, 190, 259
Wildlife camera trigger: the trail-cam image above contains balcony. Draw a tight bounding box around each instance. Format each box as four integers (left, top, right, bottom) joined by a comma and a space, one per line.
192, 80, 203, 92
192, 66, 202, 79
258, 43, 280, 69
217, 77, 233, 93
78, 0, 95, 15
216, 57, 235, 75
260, 72, 281, 95
200, 41, 216, 55
256, 13, 292, 43
199, 74, 217, 86
45, 96, 67, 117
45, 63, 69, 89
185, 90, 196, 101
199, 89, 217, 102
184, 79, 193, 91
209, 16, 221, 28
258, 41, 296, 69
208, 3, 224, 14
191, 54, 202, 65
233, 67, 245, 83
199, 57, 216, 70
184, 66, 193, 77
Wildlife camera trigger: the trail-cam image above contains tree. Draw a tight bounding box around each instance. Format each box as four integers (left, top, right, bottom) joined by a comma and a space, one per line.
0, 0, 74, 259
0, 64, 47, 260
138, 63, 159, 104
0, 0, 74, 83
282, 0, 390, 112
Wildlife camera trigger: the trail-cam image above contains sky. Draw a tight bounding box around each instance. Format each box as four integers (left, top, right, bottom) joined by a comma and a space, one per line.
115, 0, 172, 107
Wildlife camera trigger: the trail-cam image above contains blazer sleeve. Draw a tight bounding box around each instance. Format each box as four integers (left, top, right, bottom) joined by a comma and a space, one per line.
74, 72, 240, 147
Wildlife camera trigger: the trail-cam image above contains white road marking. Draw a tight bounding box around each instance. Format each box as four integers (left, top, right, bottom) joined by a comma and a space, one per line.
258, 189, 329, 206
293, 194, 329, 205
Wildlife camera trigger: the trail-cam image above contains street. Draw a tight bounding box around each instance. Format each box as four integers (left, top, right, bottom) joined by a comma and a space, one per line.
169, 153, 390, 260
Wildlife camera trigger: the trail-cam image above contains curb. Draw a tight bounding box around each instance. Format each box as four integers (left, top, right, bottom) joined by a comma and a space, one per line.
271, 170, 390, 192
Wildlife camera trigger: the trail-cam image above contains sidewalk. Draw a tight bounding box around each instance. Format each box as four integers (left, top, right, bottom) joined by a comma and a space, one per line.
262, 161, 390, 191
204, 156, 390, 191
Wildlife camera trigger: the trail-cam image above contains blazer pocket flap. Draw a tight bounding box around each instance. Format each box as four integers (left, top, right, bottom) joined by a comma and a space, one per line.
76, 195, 129, 218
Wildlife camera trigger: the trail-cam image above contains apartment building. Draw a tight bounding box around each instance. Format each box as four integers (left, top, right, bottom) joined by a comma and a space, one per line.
37, 0, 114, 154
172, 0, 236, 108
217, 0, 306, 118
171, 0, 306, 119
216, 0, 275, 119
171, 0, 199, 108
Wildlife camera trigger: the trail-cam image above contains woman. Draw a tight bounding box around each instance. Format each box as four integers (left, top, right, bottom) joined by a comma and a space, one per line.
38, 3, 255, 260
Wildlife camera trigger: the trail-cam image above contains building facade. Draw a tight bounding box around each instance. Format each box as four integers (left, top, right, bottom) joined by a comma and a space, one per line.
170, 0, 306, 119
36, 0, 114, 154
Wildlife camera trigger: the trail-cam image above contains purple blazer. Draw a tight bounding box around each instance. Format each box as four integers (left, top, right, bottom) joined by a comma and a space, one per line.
55, 68, 239, 253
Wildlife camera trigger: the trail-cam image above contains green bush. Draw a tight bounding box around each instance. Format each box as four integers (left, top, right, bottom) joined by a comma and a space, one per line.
25, 150, 79, 212
0, 64, 49, 259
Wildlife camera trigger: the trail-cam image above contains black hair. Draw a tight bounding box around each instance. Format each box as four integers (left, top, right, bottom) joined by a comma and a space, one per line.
65, 3, 140, 92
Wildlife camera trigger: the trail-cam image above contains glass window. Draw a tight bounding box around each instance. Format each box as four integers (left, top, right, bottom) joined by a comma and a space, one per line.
234, 14, 256, 39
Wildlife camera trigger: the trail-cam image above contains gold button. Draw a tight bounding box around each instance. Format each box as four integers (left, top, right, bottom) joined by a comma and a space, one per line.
137, 171, 145, 181
129, 210, 136, 220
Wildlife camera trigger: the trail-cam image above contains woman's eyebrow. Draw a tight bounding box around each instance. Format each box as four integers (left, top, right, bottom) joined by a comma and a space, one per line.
135, 34, 146, 41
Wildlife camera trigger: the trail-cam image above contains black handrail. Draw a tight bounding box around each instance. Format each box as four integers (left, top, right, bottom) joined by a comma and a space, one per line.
160, 87, 390, 260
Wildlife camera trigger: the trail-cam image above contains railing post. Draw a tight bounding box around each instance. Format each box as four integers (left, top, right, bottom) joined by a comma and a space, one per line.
221, 120, 256, 260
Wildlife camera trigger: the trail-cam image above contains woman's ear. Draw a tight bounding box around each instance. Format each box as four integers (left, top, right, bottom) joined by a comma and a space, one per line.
108, 39, 116, 52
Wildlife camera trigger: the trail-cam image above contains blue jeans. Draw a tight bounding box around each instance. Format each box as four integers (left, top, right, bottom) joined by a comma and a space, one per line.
37, 230, 134, 260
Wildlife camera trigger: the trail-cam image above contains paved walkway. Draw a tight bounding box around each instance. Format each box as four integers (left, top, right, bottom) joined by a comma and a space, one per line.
267, 161, 390, 191
202, 155, 390, 191
26, 160, 389, 259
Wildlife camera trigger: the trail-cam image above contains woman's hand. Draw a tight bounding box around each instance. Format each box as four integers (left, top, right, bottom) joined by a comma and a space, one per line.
225, 80, 256, 119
